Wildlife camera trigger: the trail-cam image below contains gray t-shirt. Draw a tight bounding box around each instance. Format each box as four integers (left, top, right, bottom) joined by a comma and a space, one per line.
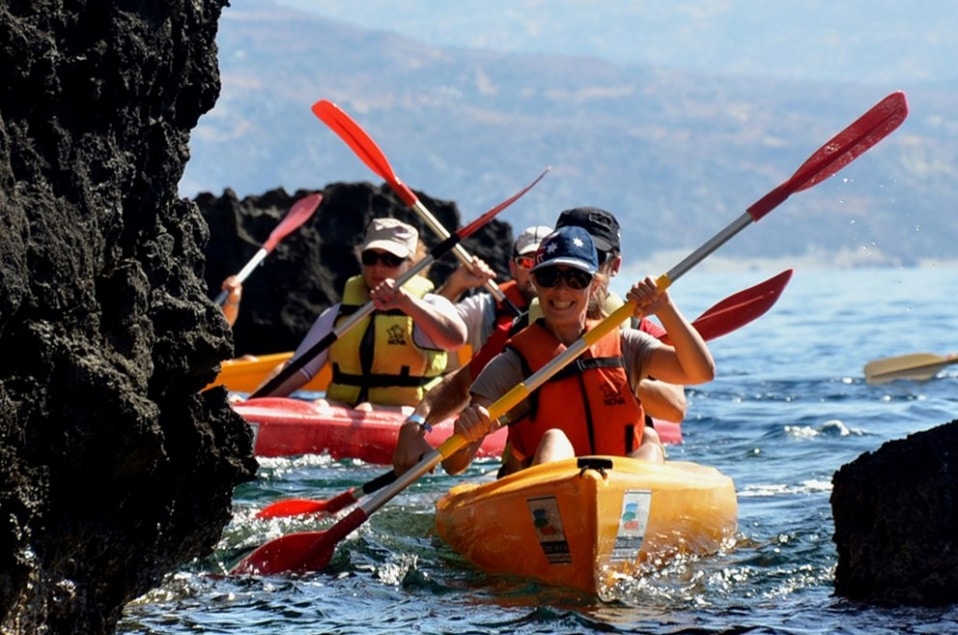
454, 292, 498, 354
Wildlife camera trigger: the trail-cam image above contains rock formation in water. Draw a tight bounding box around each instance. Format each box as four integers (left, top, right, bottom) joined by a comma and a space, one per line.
831, 419, 958, 605
198, 184, 514, 357
0, 3, 258, 633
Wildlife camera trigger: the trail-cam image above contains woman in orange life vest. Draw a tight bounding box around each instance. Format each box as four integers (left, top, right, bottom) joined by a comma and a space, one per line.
391, 225, 549, 470
253, 217, 467, 405
393, 210, 685, 475
442, 225, 715, 477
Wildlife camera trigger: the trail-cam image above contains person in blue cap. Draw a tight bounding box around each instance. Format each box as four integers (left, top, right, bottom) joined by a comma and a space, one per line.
442, 225, 715, 477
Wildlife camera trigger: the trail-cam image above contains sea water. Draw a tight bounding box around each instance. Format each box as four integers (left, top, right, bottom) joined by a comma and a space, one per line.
118, 266, 958, 634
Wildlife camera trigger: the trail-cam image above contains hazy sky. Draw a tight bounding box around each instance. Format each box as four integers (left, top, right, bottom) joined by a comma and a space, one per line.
271, 0, 953, 87
202, 2, 951, 285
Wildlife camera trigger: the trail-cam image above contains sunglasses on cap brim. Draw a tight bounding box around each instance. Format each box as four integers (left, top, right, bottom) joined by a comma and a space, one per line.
532, 266, 594, 290
361, 250, 406, 267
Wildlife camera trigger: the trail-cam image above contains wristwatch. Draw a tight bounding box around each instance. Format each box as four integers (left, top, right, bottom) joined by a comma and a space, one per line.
407, 413, 431, 434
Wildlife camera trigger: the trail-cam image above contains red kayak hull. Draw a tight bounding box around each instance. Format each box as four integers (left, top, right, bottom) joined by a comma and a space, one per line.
232, 397, 507, 463
232, 398, 682, 464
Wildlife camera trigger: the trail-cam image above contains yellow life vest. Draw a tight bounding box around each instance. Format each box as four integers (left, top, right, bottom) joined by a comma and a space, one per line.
326, 275, 447, 406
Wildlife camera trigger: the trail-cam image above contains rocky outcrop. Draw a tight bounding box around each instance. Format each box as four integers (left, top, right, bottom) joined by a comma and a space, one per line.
0, 3, 257, 633
831, 420, 958, 605
198, 184, 515, 356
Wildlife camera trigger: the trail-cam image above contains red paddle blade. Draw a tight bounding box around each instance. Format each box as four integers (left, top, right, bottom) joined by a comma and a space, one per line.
262, 193, 323, 252
232, 507, 368, 575
256, 486, 362, 520
230, 531, 335, 575
662, 269, 793, 345
747, 91, 908, 221
789, 91, 908, 193
312, 99, 419, 206
458, 167, 551, 240
256, 498, 329, 520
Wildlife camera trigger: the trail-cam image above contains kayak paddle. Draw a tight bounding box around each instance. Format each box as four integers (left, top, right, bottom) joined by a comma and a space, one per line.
255, 267, 794, 520
312, 99, 523, 317
660, 268, 793, 345
248, 168, 550, 399
656, 91, 907, 289
864, 352, 958, 384
231, 91, 907, 575
214, 193, 323, 305
255, 471, 396, 520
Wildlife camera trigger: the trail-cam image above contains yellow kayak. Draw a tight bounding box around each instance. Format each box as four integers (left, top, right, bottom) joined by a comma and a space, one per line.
434, 456, 737, 595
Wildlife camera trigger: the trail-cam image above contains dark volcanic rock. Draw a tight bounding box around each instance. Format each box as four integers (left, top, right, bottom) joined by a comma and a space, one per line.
831, 420, 958, 606
198, 183, 515, 356
0, 2, 256, 633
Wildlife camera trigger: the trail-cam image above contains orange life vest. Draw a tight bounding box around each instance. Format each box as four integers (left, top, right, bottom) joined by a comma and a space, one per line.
504, 319, 646, 461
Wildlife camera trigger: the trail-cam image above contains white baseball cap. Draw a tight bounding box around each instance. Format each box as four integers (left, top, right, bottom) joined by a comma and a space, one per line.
513, 225, 553, 256
360, 218, 418, 258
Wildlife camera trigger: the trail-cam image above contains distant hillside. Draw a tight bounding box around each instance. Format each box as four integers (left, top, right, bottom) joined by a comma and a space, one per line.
275, 0, 957, 86
181, 3, 958, 266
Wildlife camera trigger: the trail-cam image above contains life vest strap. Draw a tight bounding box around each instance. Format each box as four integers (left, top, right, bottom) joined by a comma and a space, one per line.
549, 356, 624, 382
339, 303, 405, 317
331, 363, 435, 388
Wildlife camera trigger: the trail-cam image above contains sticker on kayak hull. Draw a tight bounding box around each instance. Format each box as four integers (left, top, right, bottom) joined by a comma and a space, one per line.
527, 496, 571, 564
611, 489, 651, 561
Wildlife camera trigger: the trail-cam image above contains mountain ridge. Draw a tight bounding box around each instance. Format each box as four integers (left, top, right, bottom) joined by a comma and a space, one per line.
181, 3, 958, 267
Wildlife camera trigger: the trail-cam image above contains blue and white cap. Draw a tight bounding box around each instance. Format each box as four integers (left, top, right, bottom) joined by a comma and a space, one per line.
531, 225, 599, 274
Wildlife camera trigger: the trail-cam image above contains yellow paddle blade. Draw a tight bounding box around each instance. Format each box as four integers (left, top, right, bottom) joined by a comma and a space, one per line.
864, 352, 957, 384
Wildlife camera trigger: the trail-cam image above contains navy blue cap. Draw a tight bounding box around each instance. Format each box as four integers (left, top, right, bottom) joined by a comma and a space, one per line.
531, 226, 599, 274
555, 207, 621, 252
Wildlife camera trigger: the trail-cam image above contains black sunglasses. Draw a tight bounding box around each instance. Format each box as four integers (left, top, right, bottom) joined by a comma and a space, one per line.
361, 250, 405, 267
532, 266, 594, 290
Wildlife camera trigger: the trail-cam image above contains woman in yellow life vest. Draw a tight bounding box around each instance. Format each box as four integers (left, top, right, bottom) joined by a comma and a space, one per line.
256, 218, 467, 406
442, 225, 715, 477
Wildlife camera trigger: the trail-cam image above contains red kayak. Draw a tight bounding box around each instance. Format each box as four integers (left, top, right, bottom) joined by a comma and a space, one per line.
233, 397, 507, 463
233, 397, 681, 463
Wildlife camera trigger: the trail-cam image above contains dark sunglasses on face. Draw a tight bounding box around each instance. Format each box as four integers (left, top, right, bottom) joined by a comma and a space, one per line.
532, 266, 594, 290
361, 250, 405, 267
513, 255, 535, 270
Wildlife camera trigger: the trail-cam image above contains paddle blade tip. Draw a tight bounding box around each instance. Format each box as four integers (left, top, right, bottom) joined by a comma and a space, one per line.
255, 499, 327, 520
229, 532, 336, 576
310, 98, 338, 117
298, 191, 324, 210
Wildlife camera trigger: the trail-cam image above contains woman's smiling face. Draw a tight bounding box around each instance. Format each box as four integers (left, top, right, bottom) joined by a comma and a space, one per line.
533, 265, 595, 326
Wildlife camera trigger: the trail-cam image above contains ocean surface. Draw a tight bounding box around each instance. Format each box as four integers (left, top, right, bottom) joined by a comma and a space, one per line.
118, 266, 958, 634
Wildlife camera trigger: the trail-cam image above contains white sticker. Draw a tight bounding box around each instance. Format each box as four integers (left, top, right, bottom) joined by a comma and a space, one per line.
526, 496, 571, 564
611, 489, 651, 561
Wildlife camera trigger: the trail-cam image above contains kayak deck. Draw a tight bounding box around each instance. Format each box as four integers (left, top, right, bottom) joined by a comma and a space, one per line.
434, 455, 737, 595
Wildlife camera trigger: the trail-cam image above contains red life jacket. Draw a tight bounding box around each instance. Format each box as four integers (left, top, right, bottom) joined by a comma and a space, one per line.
467, 279, 528, 376
504, 319, 646, 461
